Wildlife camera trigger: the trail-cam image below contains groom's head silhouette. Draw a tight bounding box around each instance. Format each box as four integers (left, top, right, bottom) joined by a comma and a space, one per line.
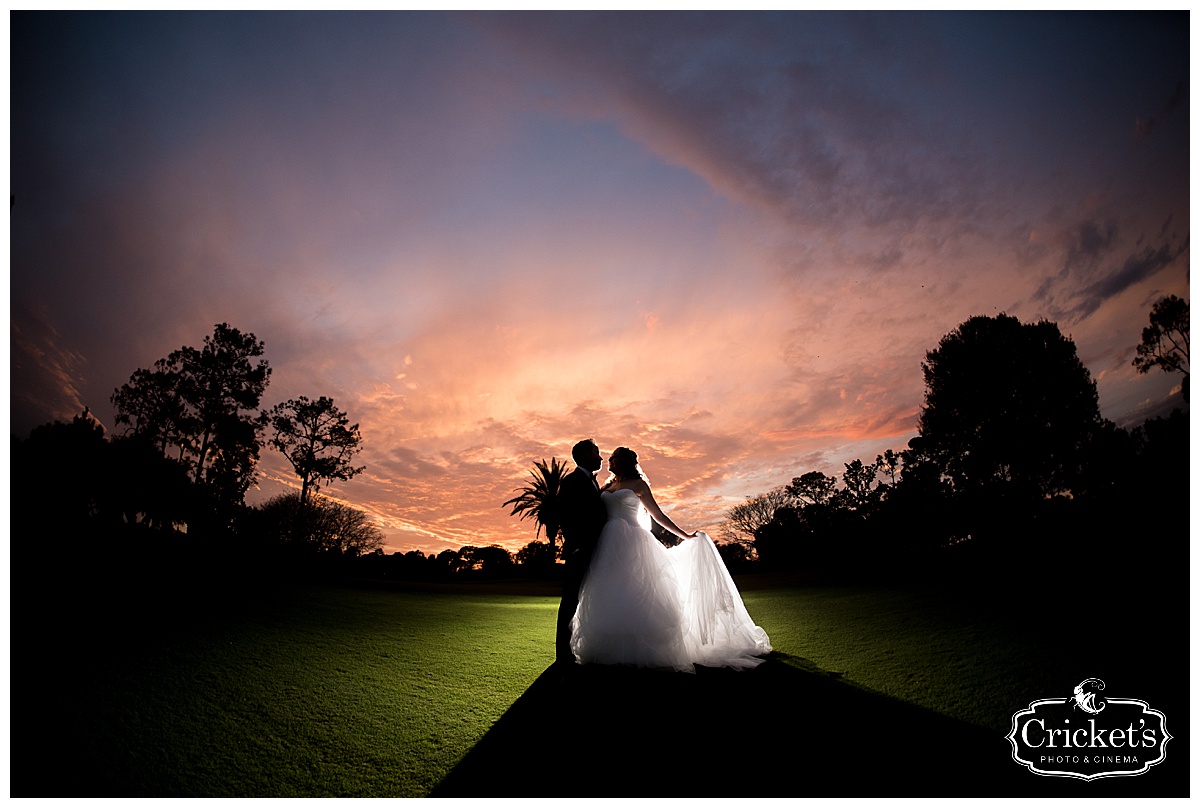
572, 438, 602, 473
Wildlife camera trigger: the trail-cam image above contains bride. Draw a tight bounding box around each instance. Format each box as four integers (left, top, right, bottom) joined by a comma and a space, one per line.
569, 446, 771, 672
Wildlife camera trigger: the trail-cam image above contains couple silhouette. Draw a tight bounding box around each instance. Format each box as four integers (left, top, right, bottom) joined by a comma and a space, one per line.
554, 439, 770, 673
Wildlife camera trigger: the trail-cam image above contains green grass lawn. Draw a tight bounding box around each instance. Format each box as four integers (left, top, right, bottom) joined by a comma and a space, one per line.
16, 573, 1188, 797
36, 586, 560, 796
744, 585, 1077, 732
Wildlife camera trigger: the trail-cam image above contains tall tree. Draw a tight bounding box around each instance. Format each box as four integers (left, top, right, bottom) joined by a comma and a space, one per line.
111, 323, 271, 508
504, 457, 569, 549
840, 458, 882, 511
436, 548, 467, 576
876, 449, 902, 486
1133, 294, 1189, 401
721, 487, 792, 546
110, 361, 190, 459
175, 323, 271, 491
786, 471, 838, 507
915, 314, 1101, 498
266, 395, 365, 505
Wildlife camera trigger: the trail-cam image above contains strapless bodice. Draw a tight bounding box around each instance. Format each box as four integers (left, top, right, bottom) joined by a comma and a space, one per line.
601, 488, 644, 525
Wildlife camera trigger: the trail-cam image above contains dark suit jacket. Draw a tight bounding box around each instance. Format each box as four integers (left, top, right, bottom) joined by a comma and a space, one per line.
557, 466, 607, 562
554, 466, 608, 660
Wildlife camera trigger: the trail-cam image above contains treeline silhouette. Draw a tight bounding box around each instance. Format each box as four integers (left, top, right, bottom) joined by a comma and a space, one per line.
12, 323, 378, 595
494, 308, 1188, 588
13, 307, 1189, 596
723, 311, 1189, 583
737, 409, 1187, 578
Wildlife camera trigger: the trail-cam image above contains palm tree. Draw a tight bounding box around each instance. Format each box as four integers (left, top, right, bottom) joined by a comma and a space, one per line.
503, 457, 568, 549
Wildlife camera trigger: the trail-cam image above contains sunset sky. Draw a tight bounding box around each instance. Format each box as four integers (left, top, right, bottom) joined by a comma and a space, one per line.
10, 11, 1190, 555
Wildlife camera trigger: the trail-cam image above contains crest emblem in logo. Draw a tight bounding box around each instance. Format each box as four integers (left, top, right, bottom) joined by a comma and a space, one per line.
1067, 677, 1107, 715
1007, 679, 1171, 781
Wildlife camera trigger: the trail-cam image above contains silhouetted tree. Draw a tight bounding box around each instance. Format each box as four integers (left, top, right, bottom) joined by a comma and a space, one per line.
504, 457, 569, 547
1131, 409, 1190, 515
753, 503, 856, 570
866, 437, 959, 555
715, 538, 754, 572
876, 449, 902, 486
12, 410, 201, 592
914, 314, 1102, 500
255, 492, 384, 557
721, 487, 792, 546
728, 312, 1189, 577
435, 548, 466, 576
839, 458, 883, 511
315, 497, 385, 557
516, 538, 558, 572
1133, 294, 1189, 401
385, 549, 437, 581
786, 471, 838, 507
742, 471, 857, 570
13, 409, 110, 534
266, 396, 364, 505
111, 323, 271, 523
1072, 418, 1141, 503
458, 544, 515, 578
106, 433, 191, 530
109, 363, 190, 459
752, 506, 803, 568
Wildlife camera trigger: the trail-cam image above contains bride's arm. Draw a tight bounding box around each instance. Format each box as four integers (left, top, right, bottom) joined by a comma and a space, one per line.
632, 480, 697, 540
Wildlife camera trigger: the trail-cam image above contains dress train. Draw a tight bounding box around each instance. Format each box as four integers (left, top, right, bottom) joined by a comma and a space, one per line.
570, 488, 771, 672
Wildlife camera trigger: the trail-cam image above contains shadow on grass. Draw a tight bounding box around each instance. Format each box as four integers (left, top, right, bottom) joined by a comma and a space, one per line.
433, 654, 1184, 798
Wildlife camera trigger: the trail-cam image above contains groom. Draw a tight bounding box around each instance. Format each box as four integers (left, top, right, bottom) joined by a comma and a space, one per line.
555, 438, 607, 664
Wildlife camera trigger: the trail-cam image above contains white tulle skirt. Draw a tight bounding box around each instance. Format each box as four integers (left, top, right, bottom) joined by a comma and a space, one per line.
569, 517, 771, 673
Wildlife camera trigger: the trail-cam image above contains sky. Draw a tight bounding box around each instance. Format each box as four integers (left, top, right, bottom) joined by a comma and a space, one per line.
9, 11, 1191, 556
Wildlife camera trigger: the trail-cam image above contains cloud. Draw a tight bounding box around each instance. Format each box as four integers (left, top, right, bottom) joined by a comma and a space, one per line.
478, 12, 982, 238
11, 12, 1189, 554
1031, 210, 1188, 323
374, 447, 451, 480
10, 303, 91, 433
1065, 219, 1119, 273
1070, 238, 1190, 320
1133, 77, 1186, 145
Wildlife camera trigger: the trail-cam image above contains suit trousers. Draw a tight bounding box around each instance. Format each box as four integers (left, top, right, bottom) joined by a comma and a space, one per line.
556, 545, 593, 662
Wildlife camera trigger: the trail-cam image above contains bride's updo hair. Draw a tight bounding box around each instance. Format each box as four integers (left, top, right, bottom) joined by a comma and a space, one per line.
607, 446, 648, 485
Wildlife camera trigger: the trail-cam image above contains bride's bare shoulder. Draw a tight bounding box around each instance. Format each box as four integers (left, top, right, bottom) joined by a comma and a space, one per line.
628, 478, 651, 495
606, 479, 648, 496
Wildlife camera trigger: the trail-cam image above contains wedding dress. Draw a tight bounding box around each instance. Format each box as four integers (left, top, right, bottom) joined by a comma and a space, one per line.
569, 488, 771, 673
